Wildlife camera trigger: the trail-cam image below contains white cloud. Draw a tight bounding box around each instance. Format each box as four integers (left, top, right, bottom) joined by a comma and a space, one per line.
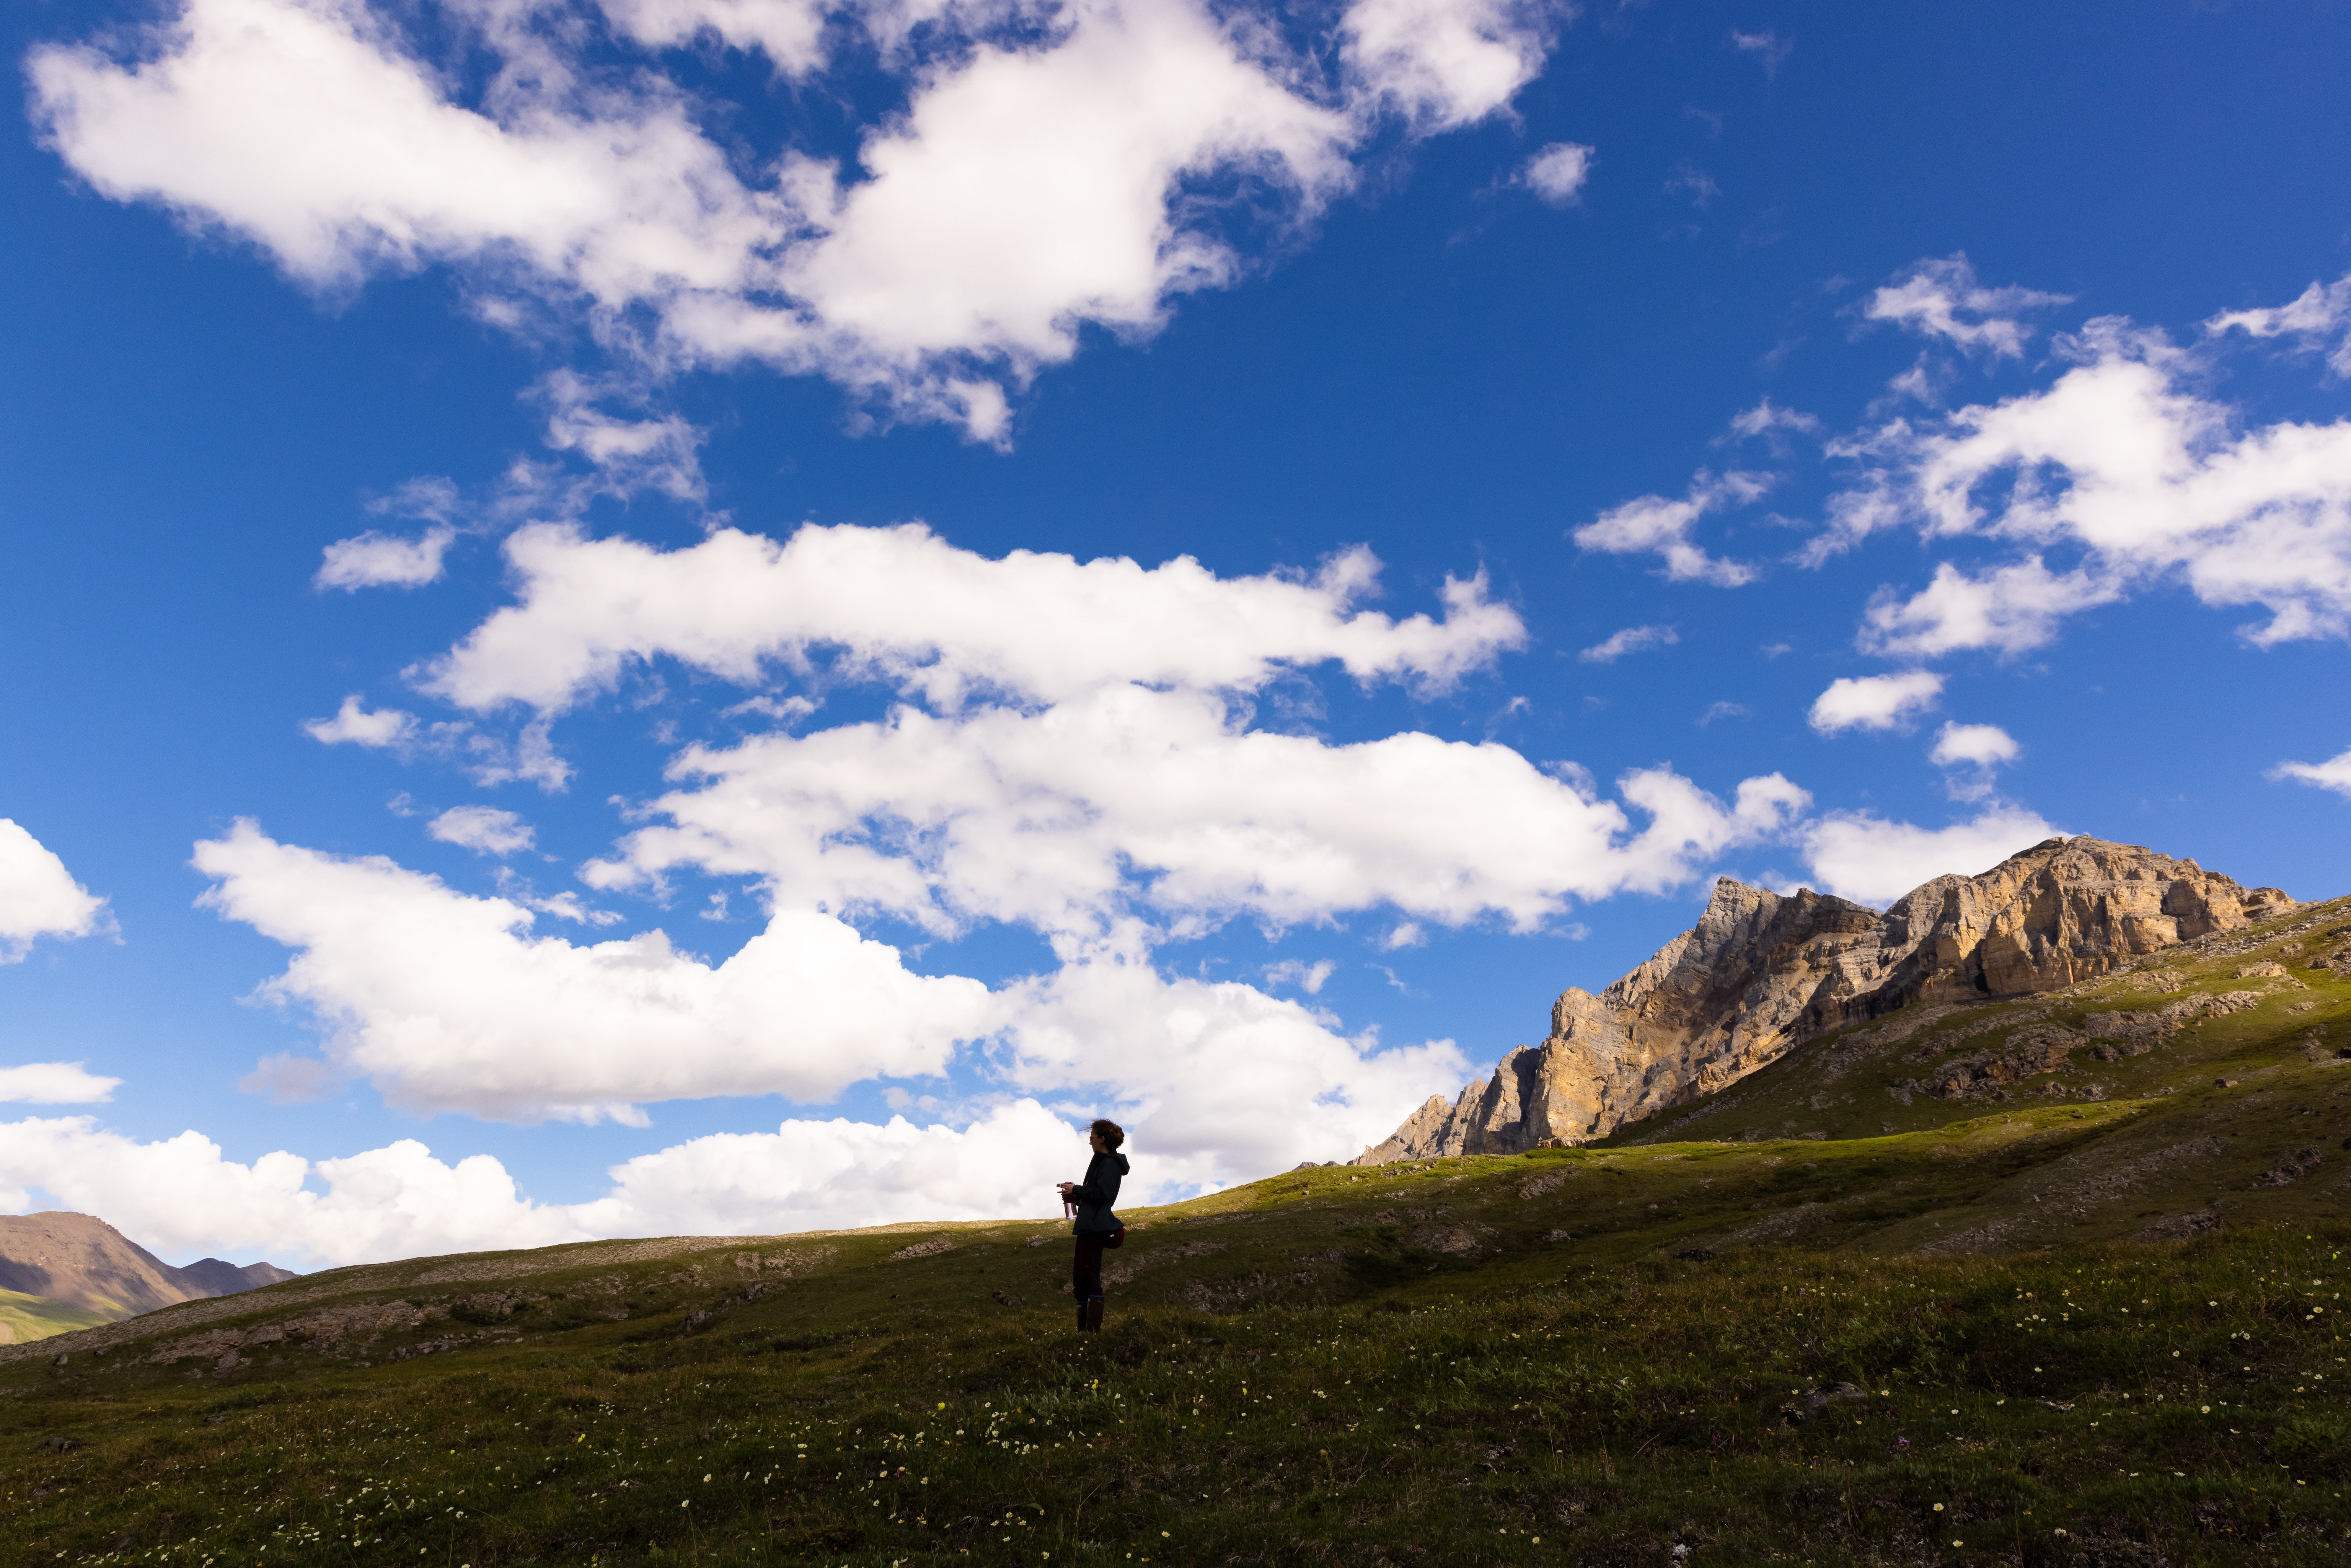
188, 823, 1481, 1182
1862, 254, 2071, 360
29, 0, 1563, 439
524, 889, 625, 926
1800, 807, 2063, 908
1825, 311, 2351, 648
0, 820, 110, 963
535, 371, 709, 503
428, 805, 536, 856
1572, 469, 1766, 585
2208, 271, 2351, 380
0, 1063, 121, 1104
0, 1114, 585, 1268
584, 686, 1811, 939
224, 520, 1821, 1193
1858, 557, 2115, 658
1262, 957, 1336, 993
1577, 623, 1678, 663
315, 525, 455, 590
423, 522, 1526, 715
1725, 396, 1820, 447
192, 820, 1003, 1123
1929, 720, 2020, 802
595, 0, 836, 75
1520, 141, 1593, 206
2270, 746, 2351, 799
1725, 28, 1790, 77
1340, 0, 1558, 132
302, 699, 571, 793
1928, 722, 2020, 769
303, 695, 420, 748
1807, 670, 1943, 735
997, 957, 1467, 1178
196, 736, 1805, 1145
0, 1094, 1377, 1269
1380, 921, 1425, 950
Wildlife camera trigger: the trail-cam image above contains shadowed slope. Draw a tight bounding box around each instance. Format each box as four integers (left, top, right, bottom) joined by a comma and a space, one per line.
0, 1213, 298, 1336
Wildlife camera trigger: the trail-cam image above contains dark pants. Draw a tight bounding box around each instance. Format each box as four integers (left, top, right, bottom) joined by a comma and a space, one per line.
1072, 1234, 1105, 1300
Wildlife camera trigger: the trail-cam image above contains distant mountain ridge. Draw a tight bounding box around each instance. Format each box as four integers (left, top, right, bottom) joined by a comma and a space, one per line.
0, 1212, 295, 1338
1358, 836, 2297, 1162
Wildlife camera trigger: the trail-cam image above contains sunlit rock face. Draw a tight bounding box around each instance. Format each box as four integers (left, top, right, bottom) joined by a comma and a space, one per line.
1355, 837, 2295, 1162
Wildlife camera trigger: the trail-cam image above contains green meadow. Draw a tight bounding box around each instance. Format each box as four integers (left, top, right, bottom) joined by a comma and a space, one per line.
7, 899, 2351, 1565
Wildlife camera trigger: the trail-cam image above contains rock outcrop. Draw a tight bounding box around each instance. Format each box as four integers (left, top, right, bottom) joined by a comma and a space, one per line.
1356, 837, 2294, 1162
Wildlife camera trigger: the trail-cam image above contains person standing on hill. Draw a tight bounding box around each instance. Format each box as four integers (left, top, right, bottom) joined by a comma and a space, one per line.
1057, 1119, 1128, 1333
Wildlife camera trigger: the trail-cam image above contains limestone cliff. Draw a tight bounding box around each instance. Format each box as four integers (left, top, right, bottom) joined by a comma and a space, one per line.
1355, 837, 2295, 1163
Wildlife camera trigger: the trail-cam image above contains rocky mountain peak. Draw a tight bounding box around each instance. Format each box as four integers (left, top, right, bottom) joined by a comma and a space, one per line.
0, 1211, 296, 1322
1356, 836, 2293, 1164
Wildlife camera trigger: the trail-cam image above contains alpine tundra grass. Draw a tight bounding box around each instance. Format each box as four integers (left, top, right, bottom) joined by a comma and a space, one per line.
7, 899, 2351, 1565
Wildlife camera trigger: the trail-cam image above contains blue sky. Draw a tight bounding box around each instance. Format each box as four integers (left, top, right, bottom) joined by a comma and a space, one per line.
3, 0, 2349, 1269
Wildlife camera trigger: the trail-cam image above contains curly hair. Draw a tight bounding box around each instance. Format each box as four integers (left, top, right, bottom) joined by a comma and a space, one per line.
1089, 1118, 1126, 1150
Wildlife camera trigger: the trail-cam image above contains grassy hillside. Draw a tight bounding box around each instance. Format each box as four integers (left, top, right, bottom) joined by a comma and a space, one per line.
0, 1289, 110, 1349
5, 896, 2349, 1565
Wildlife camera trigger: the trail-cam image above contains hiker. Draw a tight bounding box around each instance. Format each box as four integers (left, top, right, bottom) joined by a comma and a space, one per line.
1057, 1118, 1128, 1333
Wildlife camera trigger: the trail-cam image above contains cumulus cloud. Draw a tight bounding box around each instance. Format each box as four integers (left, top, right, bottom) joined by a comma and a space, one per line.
428, 805, 536, 856
1340, 0, 1559, 131
582, 688, 1811, 939
1577, 623, 1678, 663
0, 1096, 1366, 1268
192, 820, 1003, 1123
190, 821, 1480, 1178
1929, 722, 2020, 769
315, 525, 455, 590
303, 695, 420, 748
0, 1062, 121, 1104
0, 1114, 579, 1267
0, 1107, 1024, 1265
1858, 557, 2115, 658
1800, 806, 2063, 908
29, 0, 1566, 439
1520, 141, 1593, 205
0, 820, 110, 962
1862, 254, 2072, 360
1929, 721, 2020, 802
996, 957, 1467, 1182
218, 521, 1818, 1198
417, 522, 1806, 945
1806, 671, 1943, 735
1572, 469, 1766, 585
1820, 287, 2351, 652
424, 522, 1524, 715
2270, 746, 2351, 799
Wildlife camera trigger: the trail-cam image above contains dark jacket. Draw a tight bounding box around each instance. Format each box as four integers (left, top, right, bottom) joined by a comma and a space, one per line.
1070, 1151, 1129, 1235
